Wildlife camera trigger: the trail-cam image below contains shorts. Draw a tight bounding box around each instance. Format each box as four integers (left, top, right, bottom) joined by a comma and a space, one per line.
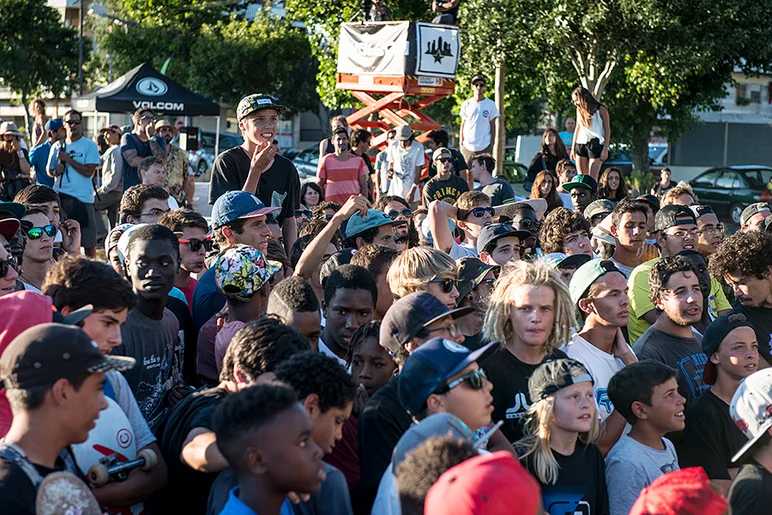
59, 194, 97, 249
575, 138, 604, 159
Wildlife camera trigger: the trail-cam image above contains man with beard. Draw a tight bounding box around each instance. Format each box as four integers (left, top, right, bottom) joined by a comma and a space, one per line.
155, 120, 189, 207
454, 257, 498, 350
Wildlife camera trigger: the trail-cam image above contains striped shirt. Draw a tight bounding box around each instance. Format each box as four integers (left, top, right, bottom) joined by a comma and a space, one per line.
319, 153, 367, 205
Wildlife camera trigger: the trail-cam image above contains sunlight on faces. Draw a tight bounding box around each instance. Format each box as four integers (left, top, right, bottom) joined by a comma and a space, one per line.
724, 270, 772, 308
240, 109, 279, 146
552, 381, 596, 433
79, 309, 129, 355
712, 326, 759, 381
22, 212, 54, 262
228, 214, 272, 253
563, 230, 592, 256
307, 395, 353, 455
539, 175, 553, 197
425, 274, 460, 309
304, 188, 320, 208
655, 271, 703, 326
612, 212, 647, 251
745, 211, 771, 232
141, 163, 166, 187
634, 377, 685, 432
136, 198, 171, 224
657, 221, 698, 255
459, 203, 492, 238
508, 285, 555, 348
179, 226, 208, 274
428, 363, 494, 432
580, 272, 629, 327
411, 315, 465, 349
570, 188, 593, 212
482, 236, 521, 266
696, 213, 723, 255
0, 233, 18, 295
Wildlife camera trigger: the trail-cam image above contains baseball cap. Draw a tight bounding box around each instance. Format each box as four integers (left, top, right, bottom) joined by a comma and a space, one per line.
432, 147, 452, 162
584, 199, 614, 220
345, 209, 405, 239
398, 338, 497, 415
470, 75, 486, 85
544, 252, 591, 270
689, 204, 715, 219
529, 358, 593, 402
396, 125, 413, 141
319, 249, 356, 288
636, 194, 660, 212
741, 202, 770, 227
425, 451, 541, 515
0, 324, 135, 390
629, 467, 728, 515
701, 311, 754, 385
591, 213, 616, 245
237, 94, 286, 121
495, 199, 548, 224
211, 191, 280, 229
379, 292, 474, 356
105, 223, 134, 256
561, 174, 598, 193
764, 216, 772, 233
99, 124, 121, 135
569, 258, 623, 305
476, 223, 530, 255
214, 245, 281, 301
730, 368, 772, 464
0, 201, 26, 221
45, 118, 64, 132
457, 257, 498, 299
391, 413, 477, 470
654, 204, 696, 232
0, 218, 19, 240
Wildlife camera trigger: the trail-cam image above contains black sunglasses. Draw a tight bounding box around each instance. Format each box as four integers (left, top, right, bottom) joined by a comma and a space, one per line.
516, 219, 541, 231
387, 208, 412, 220
0, 257, 17, 279
178, 237, 213, 253
434, 369, 487, 395
295, 209, 313, 219
26, 224, 56, 240
64, 120, 82, 126
469, 207, 494, 218
429, 277, 458, 294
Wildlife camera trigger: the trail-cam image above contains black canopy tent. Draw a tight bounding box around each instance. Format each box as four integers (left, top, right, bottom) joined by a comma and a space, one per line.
71, 62, 222, 152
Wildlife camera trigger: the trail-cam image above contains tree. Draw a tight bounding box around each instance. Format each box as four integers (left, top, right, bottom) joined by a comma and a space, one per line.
0, 0, 79, 135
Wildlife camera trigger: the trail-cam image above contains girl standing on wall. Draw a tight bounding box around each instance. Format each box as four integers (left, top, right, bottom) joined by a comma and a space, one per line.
571, 87, 610, 180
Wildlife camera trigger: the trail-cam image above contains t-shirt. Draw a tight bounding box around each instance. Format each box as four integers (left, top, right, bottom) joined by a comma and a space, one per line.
318, 335, 348, 369
113, 308, 182, 432
449, 240, 478, 260
427, 147, 468, 179
559, 191, 573, 209
459, 98, 500, 152
605, 435, 679, 515
423, 173, 469, 205
192, 267, 225, 332
737, 305, 772, 365
120, 133, 167, 191
0, 452, 72, 515
562, 334, 627, 421
375, 149, 390, 193
47, 137, 100, 204
106, 371, 156, 451
29, 140, 53, 187
728, 461, 772, 515
558, 130, 574, 148
216, 486, 294, 515
609, 258, 635, 279
180, 277, 198, 312
197, 315, 220, 387
154, 387, 228, 515
386, 141, 424, 202
166, 295, 198, 387
209, 147, 300, 226
318, 153, 367, 205
476, 177, 515, 207
324, 415, 359, 490
215, 320, 246, 374
483, 347, 568, 443
682, 390, 748, 479
358, 375, 413, 513
632, 327, 708, 406
520, 442, 609, 515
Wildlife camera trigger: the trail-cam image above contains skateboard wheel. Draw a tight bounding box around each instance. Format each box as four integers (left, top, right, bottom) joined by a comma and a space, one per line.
138, 449, 157, 470
87, 464, 109, 487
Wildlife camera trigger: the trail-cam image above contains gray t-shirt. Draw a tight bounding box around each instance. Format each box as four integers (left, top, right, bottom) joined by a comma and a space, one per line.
606, 435, 679, 515
476, 178, 515, 207
114, 308, 182, 432
632, 326, 708, 405
106, 370, 155, 450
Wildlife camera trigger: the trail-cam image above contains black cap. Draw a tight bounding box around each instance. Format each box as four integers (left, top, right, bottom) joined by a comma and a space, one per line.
689, 204, 715, 219
636, 194, 660, 212
528, 359, 593, 402
470, 75, 486, 85
319, 249, 356, 288
702, 311, 754, 385
654, 204, 696, 232
457, 257, 499, 299
379, 292, 474, 356
0, 324, 135, 390
476, 224, 531, 255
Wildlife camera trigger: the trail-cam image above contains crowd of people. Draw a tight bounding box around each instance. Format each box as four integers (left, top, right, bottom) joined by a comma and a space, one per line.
0, 84, 771, 515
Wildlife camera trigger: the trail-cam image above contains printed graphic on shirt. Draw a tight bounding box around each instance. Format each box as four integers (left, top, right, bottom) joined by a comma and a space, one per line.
660, 460, 678, 475
272, 190, 287, 209
543, 490, 591, 515
505, 391, 532, 420
596, 388, 613, 416
677, 353, 708, 399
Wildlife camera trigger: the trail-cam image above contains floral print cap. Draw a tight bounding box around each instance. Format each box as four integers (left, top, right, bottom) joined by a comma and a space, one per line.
214, 244, 282, 300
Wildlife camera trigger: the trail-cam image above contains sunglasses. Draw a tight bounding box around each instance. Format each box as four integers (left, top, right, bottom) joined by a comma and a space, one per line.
0, 257, 18, 279
429, 277, 458, 294
295, 209, 313, 219
178, 237, 213, 253
139, 208, 170, 218
434, 369, 487, 395
468, 207, 494, 218
436, 158, 452, 164
64, 120, 82, 126
26, 224, 56, 240
387, 208, 412, 220
516, 219, 541, 231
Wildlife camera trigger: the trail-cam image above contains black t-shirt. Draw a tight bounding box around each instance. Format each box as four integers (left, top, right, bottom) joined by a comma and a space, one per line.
728, 461, 772, 515
462, 331, 488, 351
422, 173, 469, 206
357, 374, 412, 512
153, 387, 229, 515
737, 305, 772, 366
521, 443, 609, 515
209, 147, 300, 225
428, 148, 468, 178
0, 459, 56, 515
483, 346, 568, 444
682, 390, 748, 479
167, 295, 199, 387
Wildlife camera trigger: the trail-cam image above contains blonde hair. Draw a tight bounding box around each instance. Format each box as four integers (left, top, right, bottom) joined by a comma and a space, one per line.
661, 181, 697, 206
517, 386, 601, 485
387, 247, 457, 299
482, 260, 575, 356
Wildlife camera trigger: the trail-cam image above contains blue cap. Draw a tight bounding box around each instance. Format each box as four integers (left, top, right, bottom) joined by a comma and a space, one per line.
211, 191, 280, 229
398, 337, 498, 415
44, 118, 63, 132
345, 209, 406, 239
391, 413, 475, 469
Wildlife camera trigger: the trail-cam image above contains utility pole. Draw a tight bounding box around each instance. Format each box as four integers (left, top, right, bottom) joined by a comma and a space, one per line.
78, 0, 84, 95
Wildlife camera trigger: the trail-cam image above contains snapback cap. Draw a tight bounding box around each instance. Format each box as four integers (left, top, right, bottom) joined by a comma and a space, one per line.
730, 368, 772, 464
528, 358, 594, 402
211, 190, 280, 229
237, 94, 286, 121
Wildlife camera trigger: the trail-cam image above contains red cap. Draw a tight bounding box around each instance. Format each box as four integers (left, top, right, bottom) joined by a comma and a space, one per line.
629, 467, 728, 515
424, 451, 541, 515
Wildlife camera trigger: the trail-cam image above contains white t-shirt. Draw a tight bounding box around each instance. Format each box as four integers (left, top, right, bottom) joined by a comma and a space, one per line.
371, 463, 400, 515
318, 339, 349, 370
559, 191, 573, 209
459, 98, 500, 152
168, 196, 180, 210
386, 140, 424, 202
449, 240, 478, 260
561, 334, 629, 421
47, 137, 101, 204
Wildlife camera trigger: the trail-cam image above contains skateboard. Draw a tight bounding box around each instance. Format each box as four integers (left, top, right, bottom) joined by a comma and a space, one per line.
36, 471, 102, 515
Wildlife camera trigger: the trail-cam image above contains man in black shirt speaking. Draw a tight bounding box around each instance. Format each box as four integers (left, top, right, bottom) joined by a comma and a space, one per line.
209, 94, 300, 254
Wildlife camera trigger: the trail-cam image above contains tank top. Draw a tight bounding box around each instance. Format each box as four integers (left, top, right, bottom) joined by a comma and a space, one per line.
576, 109, 605, 144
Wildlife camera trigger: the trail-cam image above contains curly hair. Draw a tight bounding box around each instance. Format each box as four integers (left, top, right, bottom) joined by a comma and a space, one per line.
661, 182, 697, 207
158, 209, 208, 233
312, 201, 342, 217
119, 184, 169, 222
43, 255, 136, 312
351, 244, 399, 279
531, 171, 561, 213
299, 216, 342, 248
648, 256, 698, 306
598, 167, 628, 201
323, 264, 377, 307
555, 159, 576, 179
387, 246, 457, 299
539, 208, 591, 254
274, 352, 357, 412
395, 436, 478, 515
709, 230, 772, 280
345, 320, 383, 367
220, 315, 311, 382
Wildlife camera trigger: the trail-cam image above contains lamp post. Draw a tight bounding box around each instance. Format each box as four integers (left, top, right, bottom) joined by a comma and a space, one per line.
78, 0, 84, 95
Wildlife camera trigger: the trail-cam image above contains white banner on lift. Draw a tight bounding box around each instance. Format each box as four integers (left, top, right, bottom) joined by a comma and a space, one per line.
338, 22, 410, 75
415, 23, 460, 78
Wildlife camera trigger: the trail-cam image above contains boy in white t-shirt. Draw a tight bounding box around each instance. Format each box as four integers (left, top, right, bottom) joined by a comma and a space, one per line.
428, 191, 493, 260
459, 75, 500, 165
563, 258, 637, 455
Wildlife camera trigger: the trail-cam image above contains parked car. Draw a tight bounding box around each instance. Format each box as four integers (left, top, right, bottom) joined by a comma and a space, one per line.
173, 129, 243, 180
689, 165, 772, 224
600, 145, 667, 176
292, 147, 318, 179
